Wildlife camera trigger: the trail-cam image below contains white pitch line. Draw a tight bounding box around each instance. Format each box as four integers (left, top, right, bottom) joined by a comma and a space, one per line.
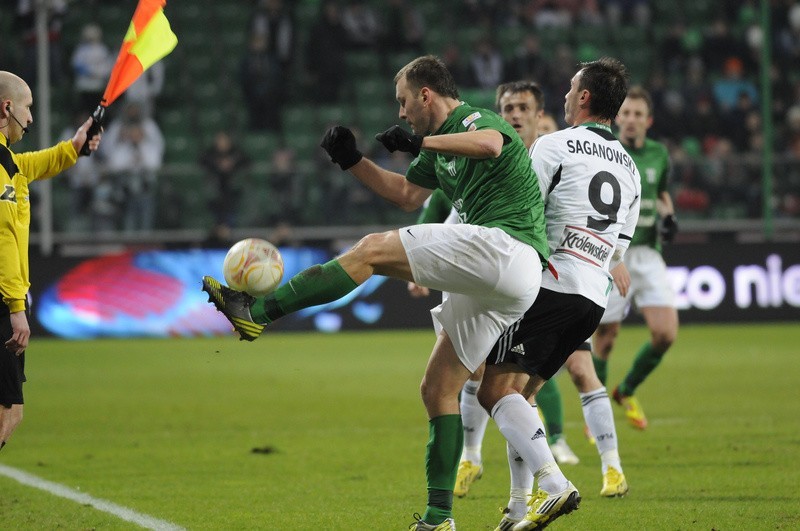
0, 464, 185, 531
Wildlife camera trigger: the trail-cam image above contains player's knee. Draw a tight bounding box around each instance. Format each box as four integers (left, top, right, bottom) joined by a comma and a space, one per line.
651, 328, 676, 352
476, 384, 508, 414
348, 233, 381, 264
594, 326, 618, 357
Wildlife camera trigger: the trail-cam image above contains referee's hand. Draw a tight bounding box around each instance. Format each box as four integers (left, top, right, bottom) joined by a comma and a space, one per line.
6, 311, 29, 355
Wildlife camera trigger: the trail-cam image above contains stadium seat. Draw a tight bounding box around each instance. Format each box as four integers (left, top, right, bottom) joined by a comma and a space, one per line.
241, 132, 280, 162
345, 52, 382, 75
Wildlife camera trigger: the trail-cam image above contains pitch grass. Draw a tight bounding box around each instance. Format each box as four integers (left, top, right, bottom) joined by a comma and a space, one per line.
1, 324, 799, 530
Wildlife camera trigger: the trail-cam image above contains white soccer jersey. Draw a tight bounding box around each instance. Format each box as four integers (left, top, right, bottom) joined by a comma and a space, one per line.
530, 123, 641, 307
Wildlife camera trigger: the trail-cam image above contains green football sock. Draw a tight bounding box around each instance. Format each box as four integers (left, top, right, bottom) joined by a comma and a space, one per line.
536, 378, 564, 445
422, 414, 462, 524
593, 354, 608, 386
250, 260, 358, 324
619, 342, 665, 396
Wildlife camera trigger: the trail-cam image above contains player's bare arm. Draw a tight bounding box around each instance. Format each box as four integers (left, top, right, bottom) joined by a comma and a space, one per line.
421, 129, 504, 158
349, 157, 432, 211
656, 190, 675, 217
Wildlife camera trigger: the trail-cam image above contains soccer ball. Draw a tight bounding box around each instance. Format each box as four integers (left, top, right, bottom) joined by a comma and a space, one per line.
222, 238, 284, 296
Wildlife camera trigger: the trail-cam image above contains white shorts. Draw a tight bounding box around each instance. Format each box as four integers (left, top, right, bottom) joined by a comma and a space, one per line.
400, 223, 543, 373
601, 245, 675, 324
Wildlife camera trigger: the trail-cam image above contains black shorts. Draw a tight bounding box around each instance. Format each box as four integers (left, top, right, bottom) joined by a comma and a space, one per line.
0, 304, 26, 407
486, 288, 604, 380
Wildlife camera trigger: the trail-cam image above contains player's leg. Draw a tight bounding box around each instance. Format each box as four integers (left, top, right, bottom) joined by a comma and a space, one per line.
479, 366, 579, 531
0, 404, 23, 449
416, 330, 472, 528
613, 248, 678, 428
454, 363, 488, 497
618, 305, 678, 397
253, 230, 412, 323
564, 349, 628, 497
202, 230, 407, 339
591, 275, 629, 385
1, 310, 25, 449
536, 377, 579, 465
611, 305, 678, 430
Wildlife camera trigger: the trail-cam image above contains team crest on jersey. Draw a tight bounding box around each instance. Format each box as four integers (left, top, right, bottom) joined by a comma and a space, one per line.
0, 184, 16, 203
646, 168, 657, 184
462, 112, 481, 129
555, 225, 613, 268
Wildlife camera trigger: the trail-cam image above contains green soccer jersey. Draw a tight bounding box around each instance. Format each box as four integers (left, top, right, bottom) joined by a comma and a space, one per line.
416, 188, 453, 224
624, 137, 671, 250
405, 102, 549, 265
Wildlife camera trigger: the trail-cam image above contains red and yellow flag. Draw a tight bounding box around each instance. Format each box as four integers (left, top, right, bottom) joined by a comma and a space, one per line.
102, 0, 178, 105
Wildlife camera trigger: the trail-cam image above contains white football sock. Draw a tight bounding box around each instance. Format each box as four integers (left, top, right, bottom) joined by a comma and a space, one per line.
506, 442, 534, 519
580, 386, 622, 474
460, 379, 489, 464
491, 393, 569, 494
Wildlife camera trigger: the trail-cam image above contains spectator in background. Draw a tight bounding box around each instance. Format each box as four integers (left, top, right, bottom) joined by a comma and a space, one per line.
124, 59, 165, 118
505, 34, 549, 83
16, 0, 67, 89
602, 0, 650, 27
381, 0, 425, 55
199, 130, 251, 227
712, 57, 757, 115
659, 21, 690, 75
59, 112, 103, 232
684, 95, 723, 145
776, 3, 800, 70
240, 34, 282, 131
267, 146, 299, 225
102, 103, 165, 232
532, 0, 572, 29
249, 0, 294, 74
467, 37, 503, 90
680, 57, 713, 110
703, 19, 750, 74
726, 91, 758, 151
341, 0, 381, 50
440, 43, 470, 86
70, 23, 112, 113
306, 0, 347, 103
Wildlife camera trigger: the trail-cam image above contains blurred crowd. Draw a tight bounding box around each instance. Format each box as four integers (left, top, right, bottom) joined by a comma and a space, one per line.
2, 0, 799, 234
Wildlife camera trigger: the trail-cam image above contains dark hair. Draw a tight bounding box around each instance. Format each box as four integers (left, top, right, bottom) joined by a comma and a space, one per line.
394, 55, 459, 99
495, 80, 545, 111
577, 57, 629, 121
624, 85, 653, 117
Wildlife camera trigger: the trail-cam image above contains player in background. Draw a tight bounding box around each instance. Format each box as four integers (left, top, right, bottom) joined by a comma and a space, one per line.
478, 58, 639, 530
592, 86, 679, 430
203, 55, 552, 531
454, 82, 583, 500
0, 70, 102, 450
537, 112, 558, 136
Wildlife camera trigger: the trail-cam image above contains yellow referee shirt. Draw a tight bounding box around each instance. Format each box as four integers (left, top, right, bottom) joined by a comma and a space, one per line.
0, 133, 77, 313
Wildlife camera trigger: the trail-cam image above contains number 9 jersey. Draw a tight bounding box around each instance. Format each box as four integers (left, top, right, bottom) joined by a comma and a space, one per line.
529, 123, 641, 308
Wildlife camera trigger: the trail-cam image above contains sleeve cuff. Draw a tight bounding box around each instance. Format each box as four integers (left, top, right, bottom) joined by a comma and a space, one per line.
7, 299, 26, 313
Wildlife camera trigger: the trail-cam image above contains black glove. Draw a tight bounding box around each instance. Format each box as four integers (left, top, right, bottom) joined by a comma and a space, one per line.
659, 214, 678, 243
375, 125, 423, 157
320, 126, 362, 170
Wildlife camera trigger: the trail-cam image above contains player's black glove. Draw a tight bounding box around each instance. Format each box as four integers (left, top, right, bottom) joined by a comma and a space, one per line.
659, 214, 678, 243
375, 125, 423, 157
320, 126, 363, 170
